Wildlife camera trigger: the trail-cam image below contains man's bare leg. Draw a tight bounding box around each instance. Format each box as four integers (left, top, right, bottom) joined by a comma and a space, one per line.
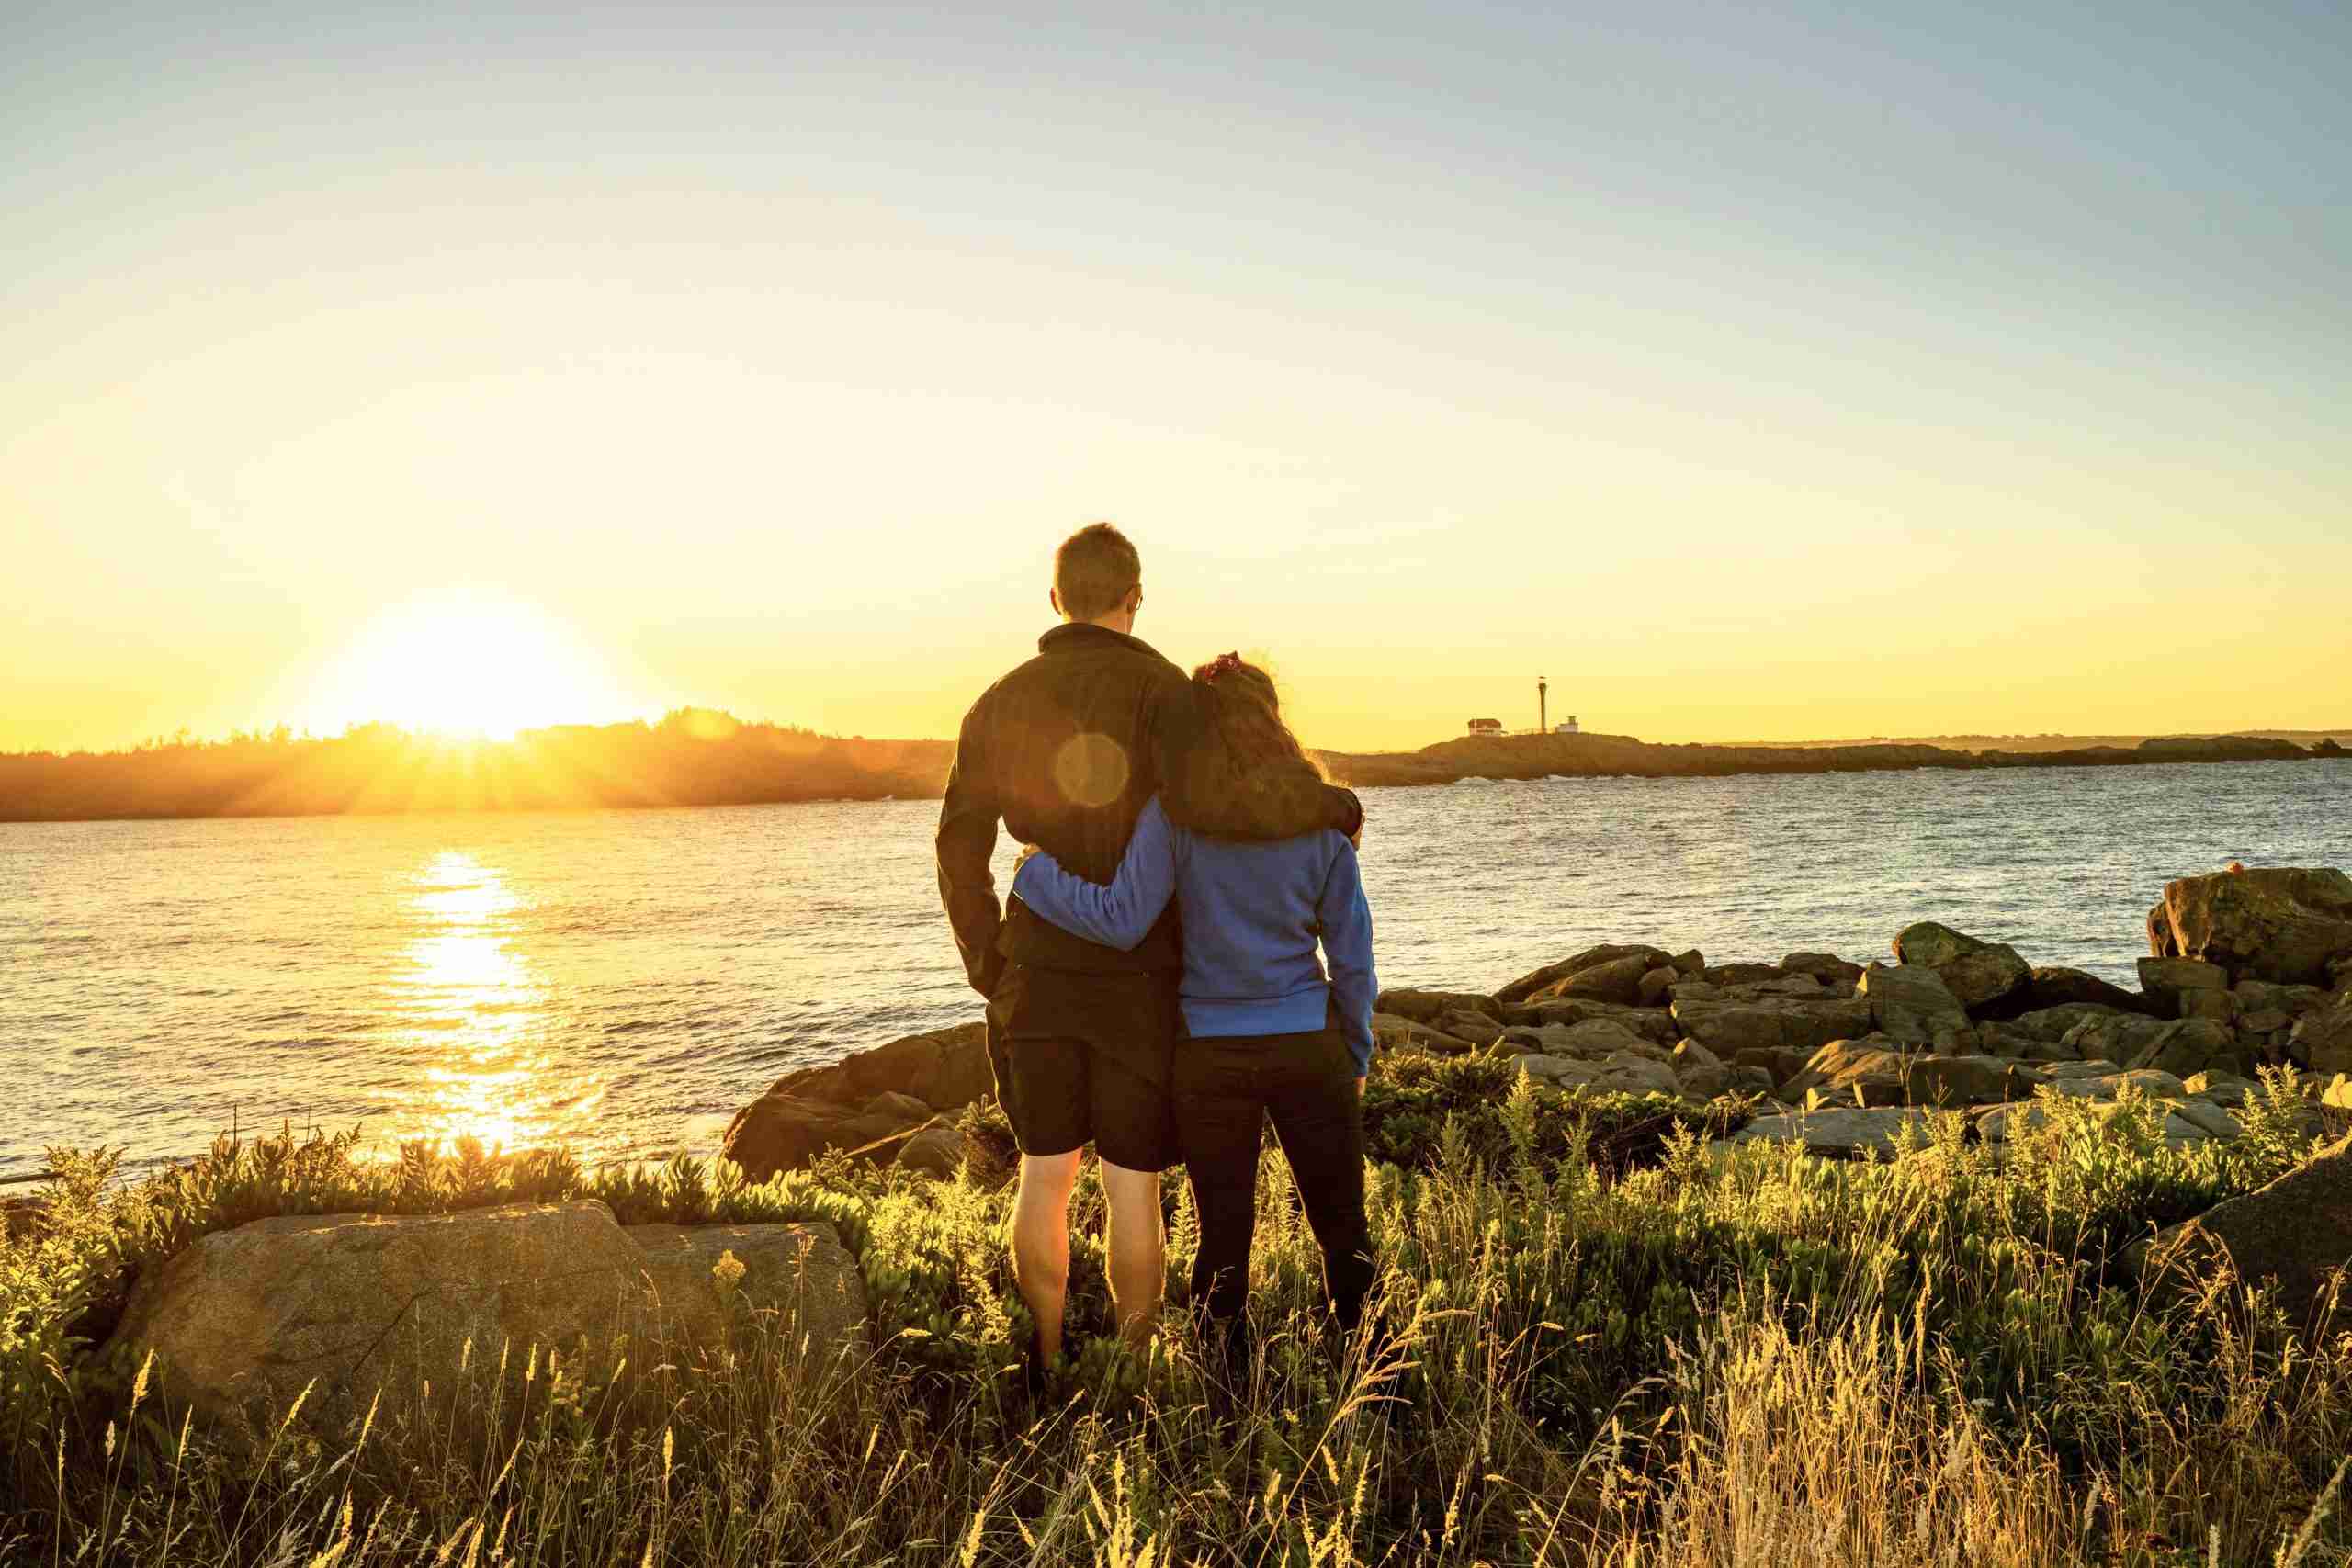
1010, 1149, 1084, 1366
1099, 1158, 1165, 1352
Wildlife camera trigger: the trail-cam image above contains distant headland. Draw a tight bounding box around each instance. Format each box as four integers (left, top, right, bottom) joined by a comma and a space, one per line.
0, 714, 2343, 823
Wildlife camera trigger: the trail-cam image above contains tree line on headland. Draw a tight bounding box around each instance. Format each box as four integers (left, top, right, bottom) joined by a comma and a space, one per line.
0, 709, 952, 822
0, 714, 2342, 822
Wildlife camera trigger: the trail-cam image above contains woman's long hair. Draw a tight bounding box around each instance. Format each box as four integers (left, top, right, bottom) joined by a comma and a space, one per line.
1187, 653, 1329, 829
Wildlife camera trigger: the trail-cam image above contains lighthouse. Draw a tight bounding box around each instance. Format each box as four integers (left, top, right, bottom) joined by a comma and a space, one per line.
1537, 675, 1547, 734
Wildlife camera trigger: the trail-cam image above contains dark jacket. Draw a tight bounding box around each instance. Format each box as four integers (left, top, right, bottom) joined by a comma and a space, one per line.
936, 623, 1363, 997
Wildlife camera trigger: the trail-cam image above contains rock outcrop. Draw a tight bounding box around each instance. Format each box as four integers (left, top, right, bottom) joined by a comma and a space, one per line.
1892, 923, 2032, 1015
2148, 867, 2352, 987
722, 1022, 990, 1181
707, 864, 2349, 1184
109, 1202, 867, 1435
2135, 1135, 2352, 1327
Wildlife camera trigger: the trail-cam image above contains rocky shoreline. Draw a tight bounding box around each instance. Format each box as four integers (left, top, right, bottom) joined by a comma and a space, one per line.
96, 863, 2352, 1441
1315, 728, 2350, 791
721, 865, 2352, 1177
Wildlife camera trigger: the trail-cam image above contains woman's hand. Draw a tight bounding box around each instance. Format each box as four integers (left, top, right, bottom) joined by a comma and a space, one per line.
1013, 842, 1040, 872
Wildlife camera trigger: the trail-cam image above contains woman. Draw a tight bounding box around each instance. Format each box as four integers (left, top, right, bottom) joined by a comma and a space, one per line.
1010, 653, 1378, 1354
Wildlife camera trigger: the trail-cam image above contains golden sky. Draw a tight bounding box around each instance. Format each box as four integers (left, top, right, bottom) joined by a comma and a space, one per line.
6, 4, 2347, 755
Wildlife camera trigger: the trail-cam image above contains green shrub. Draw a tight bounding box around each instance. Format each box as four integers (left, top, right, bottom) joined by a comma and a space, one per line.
5, 1063, 2347, 1565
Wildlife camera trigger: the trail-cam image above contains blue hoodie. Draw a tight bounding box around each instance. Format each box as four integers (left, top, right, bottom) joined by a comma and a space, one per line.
1010, 795, 1378, 1074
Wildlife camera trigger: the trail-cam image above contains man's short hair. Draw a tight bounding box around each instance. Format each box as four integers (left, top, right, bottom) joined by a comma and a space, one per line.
1054, 522, 1142, 622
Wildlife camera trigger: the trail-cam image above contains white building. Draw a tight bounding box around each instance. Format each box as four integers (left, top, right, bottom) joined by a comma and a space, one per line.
1555, 716, 1580, 735
1466, 717, 1504, 737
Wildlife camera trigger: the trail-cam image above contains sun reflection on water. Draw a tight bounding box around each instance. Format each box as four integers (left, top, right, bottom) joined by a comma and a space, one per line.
385, 851, 603, 1154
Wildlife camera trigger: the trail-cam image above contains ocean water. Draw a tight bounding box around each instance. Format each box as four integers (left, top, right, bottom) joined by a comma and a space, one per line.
4, 760, 2346, 1178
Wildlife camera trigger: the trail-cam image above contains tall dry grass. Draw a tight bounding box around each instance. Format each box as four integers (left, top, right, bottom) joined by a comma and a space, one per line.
8, 1063, 2350, 1565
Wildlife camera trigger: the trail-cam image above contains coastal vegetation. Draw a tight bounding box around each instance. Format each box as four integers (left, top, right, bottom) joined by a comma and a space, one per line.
3, 716, 2344, 823
8, 1051, 2351, 1566
0, 712, 950, 823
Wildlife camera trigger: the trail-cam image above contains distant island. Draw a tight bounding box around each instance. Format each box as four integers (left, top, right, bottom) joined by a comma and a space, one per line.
1, 714, 2344, 823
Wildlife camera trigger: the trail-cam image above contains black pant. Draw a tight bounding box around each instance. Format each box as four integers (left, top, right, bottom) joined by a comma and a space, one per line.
1175, 1025, 1373, 1334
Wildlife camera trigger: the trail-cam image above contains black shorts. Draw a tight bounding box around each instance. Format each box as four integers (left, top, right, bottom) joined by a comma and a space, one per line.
984, 964, 1181, 1171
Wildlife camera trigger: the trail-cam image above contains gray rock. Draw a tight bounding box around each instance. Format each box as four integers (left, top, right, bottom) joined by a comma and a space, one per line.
2126, 1018, 2244, 1079
2149, 867, 2352, 987
2013, 1003, 2130, 1043
894, 1122, 966, 1179
1721, 1107, 1935, 1158
1670, 995, 1875, 1056
2137, 957, 2230, 1012
1893, 922, 2034, 1015
1435, 1009, 1507, 1047
2290, 994, 2352, 1075
1781, 952, 1865, 989
1374, 988, 1505, 1026
1495, 947, 1672, 1007
2132, 1134, 2352, 1327
1858, 963, 1971, 1047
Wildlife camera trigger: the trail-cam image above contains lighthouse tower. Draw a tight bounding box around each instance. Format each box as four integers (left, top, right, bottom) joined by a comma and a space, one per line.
1537, 675, 1547, 734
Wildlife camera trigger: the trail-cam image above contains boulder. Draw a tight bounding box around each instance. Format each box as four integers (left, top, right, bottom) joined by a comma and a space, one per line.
1637, 965, 1680, 1007
1499, 997, 1679, 1043
1857, 963, 1971, 1048
1781, 953, 1865, 990
2022, 966, 2158, 1017
1374, 988, 1504, 1027
1596, 1052, 1682, 1097
1671, 949, 1708, 976
2138, 957, 2230, 1016
860, 1090, 932, 1124
1549, 1018, 1663, 1059
2125, 1018, 2244, 1079
2290, 995, 2352, 1075
2148, 867, 2352, 987
1784, 1041, 2043, 1108
2060, 1012, 2177, 1066
1527, 953, 1658, 1007
1892, 923, 2033, 1016
107, 1202, 867, 1437
2134, 1135, 2352, 1327
1374, 1012, 1477, 1055
1435, 1009, 1507, 1047
1702, 962, 1786, 987
1719, 1107, 1934, 1159
1669, 995, 1875, 1056
763, 1022, 993, 1116
1495, 947, 1671, 1006
2012, 1003, 2128, 1043
893, 1122, 966, 1179
724, 1094, 876, 1182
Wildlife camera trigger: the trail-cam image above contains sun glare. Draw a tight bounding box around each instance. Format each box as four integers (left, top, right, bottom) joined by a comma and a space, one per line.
308, 588, 634, 740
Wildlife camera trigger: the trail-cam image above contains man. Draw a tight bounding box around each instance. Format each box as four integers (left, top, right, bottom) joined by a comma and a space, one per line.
936, 522, 1362, 1374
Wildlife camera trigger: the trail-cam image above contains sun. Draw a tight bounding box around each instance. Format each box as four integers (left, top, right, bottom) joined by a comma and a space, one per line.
309, 588, 634, 739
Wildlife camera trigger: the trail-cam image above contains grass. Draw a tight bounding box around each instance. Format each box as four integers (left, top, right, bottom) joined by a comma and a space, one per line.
5, 1055, 2349, 1566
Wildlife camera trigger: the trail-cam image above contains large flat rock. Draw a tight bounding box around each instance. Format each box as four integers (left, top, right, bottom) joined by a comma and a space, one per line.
109, 1201, 867, 1437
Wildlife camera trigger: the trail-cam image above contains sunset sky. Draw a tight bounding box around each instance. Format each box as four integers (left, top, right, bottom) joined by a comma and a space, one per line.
6, 1, 2346, 755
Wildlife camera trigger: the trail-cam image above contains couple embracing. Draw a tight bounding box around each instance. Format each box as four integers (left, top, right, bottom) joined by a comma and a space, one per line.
935, 523, 1380, 1384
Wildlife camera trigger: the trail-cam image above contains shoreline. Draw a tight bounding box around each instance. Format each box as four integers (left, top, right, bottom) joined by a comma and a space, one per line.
2, 728, 2344, 826
1317, 730, 2348, 791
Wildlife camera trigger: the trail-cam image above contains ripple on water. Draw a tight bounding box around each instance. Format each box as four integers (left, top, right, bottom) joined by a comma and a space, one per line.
3, 762, 2347, 1176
